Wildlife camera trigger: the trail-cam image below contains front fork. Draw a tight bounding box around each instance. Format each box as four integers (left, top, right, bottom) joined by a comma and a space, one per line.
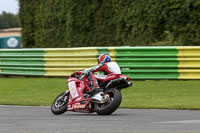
63, 90, 70, 96
61, 90, 70, 102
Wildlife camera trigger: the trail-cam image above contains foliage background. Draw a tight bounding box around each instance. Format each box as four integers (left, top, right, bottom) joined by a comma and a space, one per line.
19, 0, 200, 48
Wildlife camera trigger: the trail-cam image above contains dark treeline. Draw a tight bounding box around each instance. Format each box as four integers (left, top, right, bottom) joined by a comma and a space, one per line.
19, 0, 200, 48
0, 12, 20, 29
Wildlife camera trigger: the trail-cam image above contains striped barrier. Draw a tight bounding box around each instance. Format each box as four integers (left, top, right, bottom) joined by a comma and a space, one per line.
0, 46, 200, 79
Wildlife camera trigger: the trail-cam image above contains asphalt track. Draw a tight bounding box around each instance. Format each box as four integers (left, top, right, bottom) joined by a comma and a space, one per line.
0, 106, 200, 133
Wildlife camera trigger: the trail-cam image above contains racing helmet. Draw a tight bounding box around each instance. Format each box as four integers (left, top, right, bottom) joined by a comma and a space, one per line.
98, 54, 111, 63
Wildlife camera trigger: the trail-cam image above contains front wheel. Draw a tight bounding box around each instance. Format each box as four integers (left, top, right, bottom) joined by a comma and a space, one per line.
94, 88, 122, 115
51, 91, 69, 115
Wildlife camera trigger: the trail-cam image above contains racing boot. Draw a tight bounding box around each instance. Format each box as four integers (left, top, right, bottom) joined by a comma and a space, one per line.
86, 87, 100, 97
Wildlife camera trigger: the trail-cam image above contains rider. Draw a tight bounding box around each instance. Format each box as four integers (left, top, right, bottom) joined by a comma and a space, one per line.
82, 54, 113, 97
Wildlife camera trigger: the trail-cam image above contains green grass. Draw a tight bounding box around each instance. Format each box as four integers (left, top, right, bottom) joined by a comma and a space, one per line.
0, 78, 200, 109
0, 78, 66, 106
121, 80, 200, 109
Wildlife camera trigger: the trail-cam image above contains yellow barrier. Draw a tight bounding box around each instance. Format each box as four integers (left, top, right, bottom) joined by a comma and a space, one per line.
44, 47, 98, 58
44, 48, 99, 76
177, 47, 200, 79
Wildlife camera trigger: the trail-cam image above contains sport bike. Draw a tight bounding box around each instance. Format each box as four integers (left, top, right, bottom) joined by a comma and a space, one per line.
51, 62, 132, 115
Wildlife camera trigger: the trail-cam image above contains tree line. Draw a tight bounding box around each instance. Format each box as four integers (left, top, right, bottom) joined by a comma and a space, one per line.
0, 12, 20, 29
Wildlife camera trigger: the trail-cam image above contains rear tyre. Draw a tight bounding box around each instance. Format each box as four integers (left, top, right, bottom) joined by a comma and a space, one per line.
94, 88, 122, 115
51, 91, 69, 115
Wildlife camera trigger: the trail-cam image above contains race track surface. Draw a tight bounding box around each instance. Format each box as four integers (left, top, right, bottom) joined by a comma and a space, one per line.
0, 105, 200, 133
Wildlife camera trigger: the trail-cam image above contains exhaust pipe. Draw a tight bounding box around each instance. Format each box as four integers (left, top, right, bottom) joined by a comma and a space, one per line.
106, 77, 132, 89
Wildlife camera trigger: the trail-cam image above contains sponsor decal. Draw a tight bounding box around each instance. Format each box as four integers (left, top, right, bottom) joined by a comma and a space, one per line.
73, 104, 86, 109
68, 81, 79, 99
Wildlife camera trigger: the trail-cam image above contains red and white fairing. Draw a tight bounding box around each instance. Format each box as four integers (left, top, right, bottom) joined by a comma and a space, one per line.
66, 62, 131, 113
67, 78, 92, 113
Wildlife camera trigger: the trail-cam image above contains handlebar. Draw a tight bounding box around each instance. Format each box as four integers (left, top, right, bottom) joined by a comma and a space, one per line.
71, 71, 86, 80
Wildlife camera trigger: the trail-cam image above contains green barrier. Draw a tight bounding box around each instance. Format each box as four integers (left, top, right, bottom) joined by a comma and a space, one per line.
116, 58, 179, 68
122, 69, 179, 79
0, 67, 45, 76
0, 48, 44, 57
0, 49, 45, 76
108, 47, 179, 79
0, 47, 200, 79
114, 47, 178, 57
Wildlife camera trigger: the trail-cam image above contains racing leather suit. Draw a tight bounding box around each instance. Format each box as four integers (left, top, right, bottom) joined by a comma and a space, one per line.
82, 62, 113, 95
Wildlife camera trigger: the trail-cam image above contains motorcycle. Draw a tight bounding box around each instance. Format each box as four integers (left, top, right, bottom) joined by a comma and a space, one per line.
51, 62, 132, 115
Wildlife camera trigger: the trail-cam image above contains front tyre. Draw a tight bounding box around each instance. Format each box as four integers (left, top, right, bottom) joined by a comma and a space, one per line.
94, 88, 122, 115
51, 91, 69, 115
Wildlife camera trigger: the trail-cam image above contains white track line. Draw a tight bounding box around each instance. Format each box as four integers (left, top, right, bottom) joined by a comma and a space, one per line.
153, 120, 200, 124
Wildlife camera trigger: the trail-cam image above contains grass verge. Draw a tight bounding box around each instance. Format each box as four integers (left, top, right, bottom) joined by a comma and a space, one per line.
0, 78, 200, 109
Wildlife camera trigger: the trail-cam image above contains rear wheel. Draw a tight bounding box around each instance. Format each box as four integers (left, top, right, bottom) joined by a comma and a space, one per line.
51, 91, 69, 115
94, 88, 122, 115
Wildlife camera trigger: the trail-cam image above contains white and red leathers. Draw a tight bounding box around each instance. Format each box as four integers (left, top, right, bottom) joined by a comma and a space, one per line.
82, 62, 121, 95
